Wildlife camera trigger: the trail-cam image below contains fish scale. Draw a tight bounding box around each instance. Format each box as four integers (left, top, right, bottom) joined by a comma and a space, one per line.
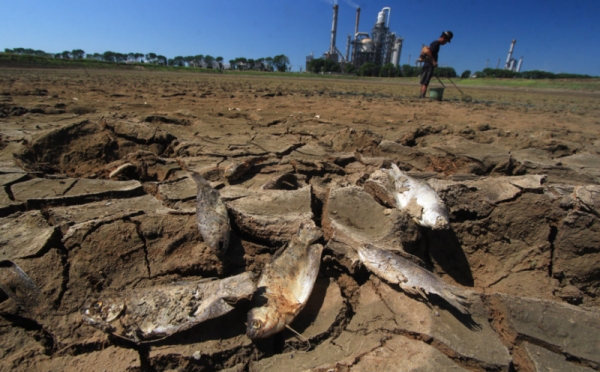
246, 220, 323, 340
358, 244, 470, 314
80, 272, 256, 342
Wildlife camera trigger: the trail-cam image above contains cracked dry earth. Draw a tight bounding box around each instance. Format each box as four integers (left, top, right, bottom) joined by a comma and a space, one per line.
1, 69, 600, 372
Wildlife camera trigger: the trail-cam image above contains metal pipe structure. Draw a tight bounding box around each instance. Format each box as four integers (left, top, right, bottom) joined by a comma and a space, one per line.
516, 57, 523, 72
391, 38, 403, 66
383, 7, 391, 27
505, 39, 516, 69
346, 34, 351, 62
330, 5, 339, 55
376, 7, 391, 26
354, 7, 361, 37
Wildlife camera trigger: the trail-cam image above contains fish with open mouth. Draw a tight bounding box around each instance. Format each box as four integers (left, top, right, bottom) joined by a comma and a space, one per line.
246, 220, 323, 340
80, 272, 256, 343
190, 171, 231, 255
386, 163, 450, 229
358, 244, 470, 314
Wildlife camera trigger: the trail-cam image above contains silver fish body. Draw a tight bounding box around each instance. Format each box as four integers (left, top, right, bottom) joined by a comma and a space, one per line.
80, 272, 256, 342
246, 220, 323, 340
191, 171, 231, 254
386, 164, 450, 229
358, 244, 469, 314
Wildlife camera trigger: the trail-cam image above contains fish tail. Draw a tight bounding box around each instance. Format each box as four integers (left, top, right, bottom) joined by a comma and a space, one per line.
441, 287, 470, 314
389, 163, 402, 179
0, 260, 41, 311
190, 171, 210, 187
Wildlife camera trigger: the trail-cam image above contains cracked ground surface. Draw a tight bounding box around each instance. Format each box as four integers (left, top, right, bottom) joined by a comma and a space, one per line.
0, 69, 600, 371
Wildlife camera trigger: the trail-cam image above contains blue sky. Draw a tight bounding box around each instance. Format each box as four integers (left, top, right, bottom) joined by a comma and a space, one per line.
2, 0, 599, 76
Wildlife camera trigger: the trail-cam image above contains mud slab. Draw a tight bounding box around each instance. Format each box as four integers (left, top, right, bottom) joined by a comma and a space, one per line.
1, 69, 600, 371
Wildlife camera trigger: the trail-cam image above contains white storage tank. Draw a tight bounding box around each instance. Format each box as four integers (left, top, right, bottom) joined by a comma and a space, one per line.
377, 10, 385, 25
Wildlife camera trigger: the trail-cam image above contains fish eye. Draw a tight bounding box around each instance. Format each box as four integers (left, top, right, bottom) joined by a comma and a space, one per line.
252, 320, 262, 329
92, 301, 103, 309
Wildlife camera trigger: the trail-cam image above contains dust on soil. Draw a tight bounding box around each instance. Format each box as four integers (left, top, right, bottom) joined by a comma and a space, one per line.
1, 69, 600, 371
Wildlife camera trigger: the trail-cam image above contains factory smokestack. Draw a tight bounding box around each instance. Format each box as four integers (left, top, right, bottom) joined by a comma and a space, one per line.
330, 5, 339, 54
346, 34, 351, 61
505, 39, 516, 69
354, 7, 360, 37
516, 56, 523, 72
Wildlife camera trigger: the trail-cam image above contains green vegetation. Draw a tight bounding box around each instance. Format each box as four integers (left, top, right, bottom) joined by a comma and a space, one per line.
2, 48, 289, 71
358, 62, 380, 77
306, 58, 341, 73
400, 64, 457, 78
0, 53, 223, 74
379, 63, 400, 77
456, 77, 600, 91
472, 68, 594, 80
2, 48, 598, 92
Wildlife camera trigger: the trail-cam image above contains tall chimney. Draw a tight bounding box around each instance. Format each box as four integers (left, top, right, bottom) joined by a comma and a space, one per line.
330, 5, 339, 54
354, 7, 361, 37
505, 39, 516, 69
516, 57, 523, 72
346, 34, 351, 61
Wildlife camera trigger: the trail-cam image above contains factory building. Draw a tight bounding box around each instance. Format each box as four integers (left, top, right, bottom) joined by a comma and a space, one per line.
351, 7, 403, 69
306, 5, 404, 72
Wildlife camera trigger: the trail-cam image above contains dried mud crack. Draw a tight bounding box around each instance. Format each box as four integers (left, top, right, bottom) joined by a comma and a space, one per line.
1, 69, 600, 371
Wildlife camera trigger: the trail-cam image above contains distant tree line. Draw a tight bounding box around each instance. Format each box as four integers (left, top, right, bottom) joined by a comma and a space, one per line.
2, 48, 288, 72
306, 59, 457, 78
228, 55, 290, 72
469, 68, 594, 79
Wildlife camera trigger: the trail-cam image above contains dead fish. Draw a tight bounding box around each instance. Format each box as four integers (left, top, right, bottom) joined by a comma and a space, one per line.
358, 244, 469, 314
224, 156, 270, 181
81, 272, 256, 343
386, 163, 450, 229
246, 220, 323, 340
0, 260, 41, 312
190, 171, 230, 254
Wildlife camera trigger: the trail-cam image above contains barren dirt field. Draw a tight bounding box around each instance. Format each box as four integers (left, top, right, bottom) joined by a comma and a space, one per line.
1, 69, 600, 371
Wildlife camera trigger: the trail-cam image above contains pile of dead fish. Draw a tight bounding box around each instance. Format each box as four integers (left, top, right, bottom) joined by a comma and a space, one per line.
0, 162, 471, 346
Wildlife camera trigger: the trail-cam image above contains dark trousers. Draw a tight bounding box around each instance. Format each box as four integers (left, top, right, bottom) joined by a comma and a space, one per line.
420, 64, 434, 86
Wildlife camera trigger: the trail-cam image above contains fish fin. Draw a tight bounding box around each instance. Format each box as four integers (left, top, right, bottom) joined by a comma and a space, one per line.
285, 324, 311, 352
189, 171, 210, 187
287, 301, 304, 315
390, 163, 401, 176
400, 285, 428, 301
441, 288, 471, 315
396, 272, 409, 284
271, 243, 288, 261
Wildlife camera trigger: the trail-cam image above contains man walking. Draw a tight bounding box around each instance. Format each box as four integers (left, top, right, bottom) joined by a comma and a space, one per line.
419, 31, 453, 98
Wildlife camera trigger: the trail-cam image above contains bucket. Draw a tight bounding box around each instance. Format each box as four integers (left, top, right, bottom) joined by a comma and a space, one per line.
429, 87, 445, 101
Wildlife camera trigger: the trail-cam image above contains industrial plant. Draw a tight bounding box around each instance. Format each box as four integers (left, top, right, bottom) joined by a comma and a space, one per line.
504, 39, 523, 72
307, 5, 403, 71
